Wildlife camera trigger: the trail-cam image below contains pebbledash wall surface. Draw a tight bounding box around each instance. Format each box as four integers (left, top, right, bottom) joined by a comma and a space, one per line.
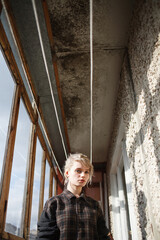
107, 1, 160, 240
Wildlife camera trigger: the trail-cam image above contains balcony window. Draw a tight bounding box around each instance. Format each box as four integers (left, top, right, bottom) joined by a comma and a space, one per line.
44, 160, 50, 205
5, 99, 31, 237
0, 50, 15, 180
30, 138, 43, 238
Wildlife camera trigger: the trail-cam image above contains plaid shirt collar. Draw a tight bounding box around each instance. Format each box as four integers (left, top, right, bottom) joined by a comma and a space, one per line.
62, 188, 87, 201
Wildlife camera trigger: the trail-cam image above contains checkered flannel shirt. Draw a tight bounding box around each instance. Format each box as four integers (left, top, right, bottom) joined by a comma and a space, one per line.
37, 189, 111, 240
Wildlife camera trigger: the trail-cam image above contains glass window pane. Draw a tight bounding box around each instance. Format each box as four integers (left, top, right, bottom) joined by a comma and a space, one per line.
44, 161, 50, 205
52, 176, 55, 197
30, 138, 43, 239
5, 99, 31, 237
0, 50, 15, 180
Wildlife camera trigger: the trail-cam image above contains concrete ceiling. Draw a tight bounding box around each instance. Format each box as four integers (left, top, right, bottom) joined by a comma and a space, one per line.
6, 0, 133, 169
46, 0, 133, 163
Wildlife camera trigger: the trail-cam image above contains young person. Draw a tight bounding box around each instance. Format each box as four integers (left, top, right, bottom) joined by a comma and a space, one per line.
36, 153, 113, 240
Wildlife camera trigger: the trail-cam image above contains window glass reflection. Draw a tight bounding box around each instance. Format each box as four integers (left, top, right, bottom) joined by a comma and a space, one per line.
44, 160, 50, 205
5, 99, 31, 237
0, 50, 15, 180
30, 138, 43, 239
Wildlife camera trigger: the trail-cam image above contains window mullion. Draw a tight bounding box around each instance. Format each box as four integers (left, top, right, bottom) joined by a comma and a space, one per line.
49, 168, 53, 198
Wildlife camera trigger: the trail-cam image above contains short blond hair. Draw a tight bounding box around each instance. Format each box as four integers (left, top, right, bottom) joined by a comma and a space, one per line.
64, 153, 94, 185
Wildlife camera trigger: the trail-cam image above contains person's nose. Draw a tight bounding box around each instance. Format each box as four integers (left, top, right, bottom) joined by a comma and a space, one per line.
80, 171, 85, 178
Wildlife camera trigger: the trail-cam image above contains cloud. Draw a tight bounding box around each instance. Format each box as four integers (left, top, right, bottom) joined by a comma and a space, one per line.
5, 176, 24, 229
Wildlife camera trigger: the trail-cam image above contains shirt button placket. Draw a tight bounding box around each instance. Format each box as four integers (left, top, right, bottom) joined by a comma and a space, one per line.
76, 198, 81, 239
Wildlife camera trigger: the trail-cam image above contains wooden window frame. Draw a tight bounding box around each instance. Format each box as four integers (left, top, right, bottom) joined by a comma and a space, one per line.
0, 12, 58, 240
49, 168, 54, 198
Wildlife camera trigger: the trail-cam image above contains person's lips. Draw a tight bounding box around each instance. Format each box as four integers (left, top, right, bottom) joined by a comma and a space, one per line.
78, 179, 85, 183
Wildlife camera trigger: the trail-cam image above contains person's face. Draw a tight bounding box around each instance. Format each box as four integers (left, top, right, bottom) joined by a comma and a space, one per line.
66, 161, 90, 188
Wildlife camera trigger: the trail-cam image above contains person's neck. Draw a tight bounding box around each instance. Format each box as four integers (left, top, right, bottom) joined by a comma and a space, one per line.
67, 182, 82, 198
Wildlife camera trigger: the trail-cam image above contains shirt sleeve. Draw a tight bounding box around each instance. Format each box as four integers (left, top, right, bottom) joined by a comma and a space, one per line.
36, 198, 60, 240
97, 203, 112, 240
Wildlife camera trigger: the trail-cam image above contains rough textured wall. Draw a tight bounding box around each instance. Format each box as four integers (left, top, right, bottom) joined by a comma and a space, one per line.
108, 0, 160, 239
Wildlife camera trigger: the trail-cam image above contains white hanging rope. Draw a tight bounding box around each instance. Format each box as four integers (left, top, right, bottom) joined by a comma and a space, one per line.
90, 0, 93, 163
2, 0, 63, 175
32, 0, 68, 159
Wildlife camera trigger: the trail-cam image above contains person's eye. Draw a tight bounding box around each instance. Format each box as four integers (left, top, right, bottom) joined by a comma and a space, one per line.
76, 169, 82, 173
85, 171, 89, 174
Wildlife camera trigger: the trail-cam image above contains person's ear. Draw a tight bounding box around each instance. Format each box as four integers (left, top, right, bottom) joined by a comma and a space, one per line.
66, 170, 69, 178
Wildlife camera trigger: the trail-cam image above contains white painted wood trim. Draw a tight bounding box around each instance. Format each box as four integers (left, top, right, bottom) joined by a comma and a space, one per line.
110, 174, 123, 240
117, 166, 129, 240
104, 173, 109, 227
122, 142, 139, 240
99, 181, 103, 212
